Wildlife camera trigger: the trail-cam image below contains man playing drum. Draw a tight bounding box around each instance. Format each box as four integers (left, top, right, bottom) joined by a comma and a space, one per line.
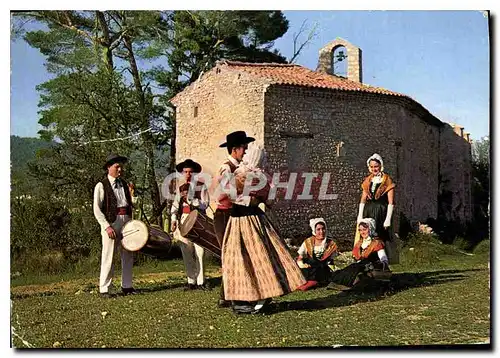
93, 154, 138, 298
214, 131, 255, 307
171, 159, 211, 291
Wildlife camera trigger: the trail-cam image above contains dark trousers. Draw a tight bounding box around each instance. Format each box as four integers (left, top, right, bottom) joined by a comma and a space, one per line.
214, 208, 231, 301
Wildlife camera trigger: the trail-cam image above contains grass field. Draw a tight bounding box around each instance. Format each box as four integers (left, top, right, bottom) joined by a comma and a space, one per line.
11, 242, 490, 348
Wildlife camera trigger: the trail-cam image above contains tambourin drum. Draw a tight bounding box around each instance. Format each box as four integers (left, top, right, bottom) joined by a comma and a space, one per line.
121, 220, 172, 257
179, 210, 221, 258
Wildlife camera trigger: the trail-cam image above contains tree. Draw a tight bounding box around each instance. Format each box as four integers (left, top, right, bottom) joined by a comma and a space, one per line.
13, 10, 291, 227
144, 10, 290, 173
471, 136, 490, 240
289, 19, 319, 64
14, 10, 172, 224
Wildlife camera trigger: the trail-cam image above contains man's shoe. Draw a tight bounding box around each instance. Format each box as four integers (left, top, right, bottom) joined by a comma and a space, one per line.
122, 287, 138, 295
183, 284, 197, 291
100, 292, 115, 298
197, 283, 212, 291
217, 299, 231, 308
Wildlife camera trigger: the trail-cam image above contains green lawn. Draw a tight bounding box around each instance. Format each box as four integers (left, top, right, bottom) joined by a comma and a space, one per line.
11, 251, 490, 348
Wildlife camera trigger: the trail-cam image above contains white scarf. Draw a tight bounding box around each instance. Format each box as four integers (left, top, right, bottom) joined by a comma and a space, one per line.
361, 236, 373, 250
240, 142, 266, 172
359, 217, 377, 240
366, 153, 385, 173
309, 217, 327, 236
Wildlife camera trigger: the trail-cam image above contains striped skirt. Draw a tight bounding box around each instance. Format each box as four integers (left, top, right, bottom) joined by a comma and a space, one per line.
222, 213, 306, 301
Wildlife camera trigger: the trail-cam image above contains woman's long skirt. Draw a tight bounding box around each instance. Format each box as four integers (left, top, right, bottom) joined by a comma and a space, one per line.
222, 213, 306, 301
330, 261, 368, 287
301, 258, 332, 283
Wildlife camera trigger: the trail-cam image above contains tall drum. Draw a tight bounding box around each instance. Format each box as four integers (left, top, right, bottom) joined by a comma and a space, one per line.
121, 220, 172, 257
179, 210, 221, 258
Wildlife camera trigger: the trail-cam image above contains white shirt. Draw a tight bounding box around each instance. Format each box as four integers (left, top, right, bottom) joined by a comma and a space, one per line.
360, 236, 388, 263
93, 175, 136, 230
297, 238, 337, 261
170, 182, 210, 223
217, 155, 251, 207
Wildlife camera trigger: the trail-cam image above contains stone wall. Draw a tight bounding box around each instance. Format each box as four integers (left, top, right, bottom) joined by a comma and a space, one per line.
393, 105, 440, 232
439, 123, 473, 224
263, 85, 441, 248
172, 66, 268, 188
172, 66, 472, 248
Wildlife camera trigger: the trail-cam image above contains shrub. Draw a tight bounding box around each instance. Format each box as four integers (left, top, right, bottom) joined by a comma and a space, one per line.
399, 232, 461, 266
473, 239, 490, 255
453, 236, 472, 251
11, 195, 101, 275
11, 196, 71, 255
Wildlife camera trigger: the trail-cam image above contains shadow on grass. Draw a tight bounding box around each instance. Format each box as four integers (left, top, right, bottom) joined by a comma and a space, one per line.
138, 276, 222, 294
263, 268, 485, 315
138, 281, 187, 293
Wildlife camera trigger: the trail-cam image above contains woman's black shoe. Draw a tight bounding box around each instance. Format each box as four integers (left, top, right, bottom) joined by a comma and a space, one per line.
232, 303, 255, 314
218, 299, 231, 308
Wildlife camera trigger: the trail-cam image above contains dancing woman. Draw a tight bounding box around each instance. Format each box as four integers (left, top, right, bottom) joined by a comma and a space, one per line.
221, 142, 306, 314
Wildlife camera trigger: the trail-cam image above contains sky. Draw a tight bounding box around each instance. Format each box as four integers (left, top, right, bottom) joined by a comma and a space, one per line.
9, 10, 490, 141
275, 10, 490, 141
1, 6, 496, 354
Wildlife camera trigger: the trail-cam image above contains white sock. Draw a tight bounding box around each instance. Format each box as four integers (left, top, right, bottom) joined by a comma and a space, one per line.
254, 299, 266, 310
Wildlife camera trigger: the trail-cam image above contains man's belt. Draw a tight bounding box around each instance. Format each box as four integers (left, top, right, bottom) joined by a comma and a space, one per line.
116, 207, 129, 215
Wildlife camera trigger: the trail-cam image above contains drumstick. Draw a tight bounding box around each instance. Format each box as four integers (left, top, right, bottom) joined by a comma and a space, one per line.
121, 229, 140, 237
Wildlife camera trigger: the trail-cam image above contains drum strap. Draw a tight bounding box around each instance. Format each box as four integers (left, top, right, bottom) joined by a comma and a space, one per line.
139, 204, 151, 226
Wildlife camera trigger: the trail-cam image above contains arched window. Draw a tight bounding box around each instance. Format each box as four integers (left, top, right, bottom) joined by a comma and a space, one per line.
332, 46, 348, 77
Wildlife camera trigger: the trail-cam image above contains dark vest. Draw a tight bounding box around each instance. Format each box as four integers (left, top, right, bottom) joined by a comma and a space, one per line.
225, 160, 237, 173
101, 177, 132, 224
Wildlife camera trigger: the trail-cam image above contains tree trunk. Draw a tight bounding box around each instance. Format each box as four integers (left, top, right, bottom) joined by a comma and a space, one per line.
95, 11, 114, 72
123, 34, 163, 226
146, 136, 163, 227
168, 108, 176, 174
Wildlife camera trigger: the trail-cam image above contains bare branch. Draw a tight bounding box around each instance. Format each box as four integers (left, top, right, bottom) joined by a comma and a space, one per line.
289, 20, 319, 64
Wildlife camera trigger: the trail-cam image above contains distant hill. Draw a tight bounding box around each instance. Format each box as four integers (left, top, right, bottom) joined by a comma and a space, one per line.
10, 135, 171, 193
11, 135, 53, 175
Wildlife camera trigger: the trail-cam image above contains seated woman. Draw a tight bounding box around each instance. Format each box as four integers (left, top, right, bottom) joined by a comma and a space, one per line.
296, 218, 338, 291
329, 218, 390, 289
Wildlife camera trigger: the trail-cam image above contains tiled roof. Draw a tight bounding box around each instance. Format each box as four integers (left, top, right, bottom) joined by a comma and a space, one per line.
221, 60, 407, 97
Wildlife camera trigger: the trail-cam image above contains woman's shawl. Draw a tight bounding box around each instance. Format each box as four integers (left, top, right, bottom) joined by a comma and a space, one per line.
352, 237, 385, 261
302, 236, 338, 261
361, 173, 395, 200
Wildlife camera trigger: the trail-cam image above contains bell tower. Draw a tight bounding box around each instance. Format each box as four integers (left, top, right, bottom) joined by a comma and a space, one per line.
316, 37, 363, 83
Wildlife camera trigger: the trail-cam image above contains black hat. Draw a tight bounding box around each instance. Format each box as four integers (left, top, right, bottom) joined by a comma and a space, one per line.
176, 159, 202, 173
219, 131, 255, 148
103, 153, 128, 170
